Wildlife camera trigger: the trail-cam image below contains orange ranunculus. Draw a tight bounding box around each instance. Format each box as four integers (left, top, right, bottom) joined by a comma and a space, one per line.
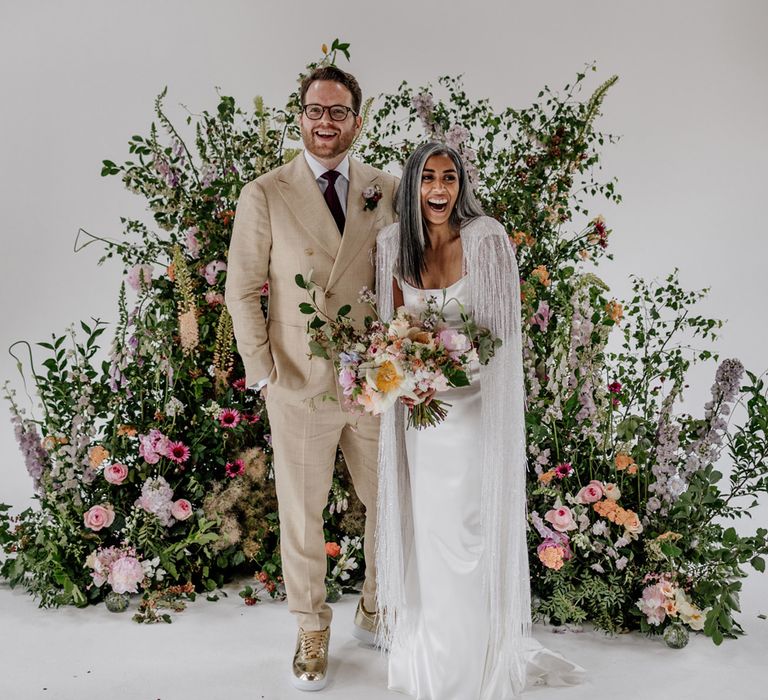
538, 545, 565, 571
614, 453, 634, 471
167, 262, 176, 281
538, 469, 556, 485
117, 424, 138, 437
531, 265, 551, 287
605, 300, 623, 323
88, 445, 110, 468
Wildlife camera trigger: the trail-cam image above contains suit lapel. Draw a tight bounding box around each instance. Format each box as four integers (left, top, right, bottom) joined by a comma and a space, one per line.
276, 155, 341, 260
327, 159, 379, 289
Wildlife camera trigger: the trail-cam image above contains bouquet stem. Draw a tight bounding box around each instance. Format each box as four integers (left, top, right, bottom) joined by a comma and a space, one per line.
407, 399, 452, 430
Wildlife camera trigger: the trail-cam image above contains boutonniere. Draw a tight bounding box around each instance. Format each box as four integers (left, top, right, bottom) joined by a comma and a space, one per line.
362, 185, 383, 211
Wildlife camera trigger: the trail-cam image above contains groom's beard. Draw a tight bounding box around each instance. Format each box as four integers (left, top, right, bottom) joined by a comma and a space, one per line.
301, 122, 356, 161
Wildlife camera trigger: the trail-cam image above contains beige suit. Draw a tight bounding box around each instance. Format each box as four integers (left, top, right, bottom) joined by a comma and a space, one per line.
226, 153, 398, 630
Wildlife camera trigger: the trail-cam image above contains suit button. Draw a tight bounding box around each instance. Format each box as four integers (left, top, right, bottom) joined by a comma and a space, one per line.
325, 291, 333, 299
305, 248, 314, 256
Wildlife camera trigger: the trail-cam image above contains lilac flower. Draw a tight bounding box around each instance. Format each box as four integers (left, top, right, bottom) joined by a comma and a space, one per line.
184, 228, 200, 259
412, 92, 435, 132
127, 264, 153, 292
10, 412, 49, 493
153, 155, 179, 188
200, 162, 217, 188
445, 124, 470, 150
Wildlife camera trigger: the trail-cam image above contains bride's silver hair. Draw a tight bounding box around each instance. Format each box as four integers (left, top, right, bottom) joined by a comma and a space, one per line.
395, 141, 485, 287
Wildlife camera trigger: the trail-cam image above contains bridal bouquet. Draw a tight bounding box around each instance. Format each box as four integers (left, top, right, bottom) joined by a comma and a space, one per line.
296, 275, 501, 428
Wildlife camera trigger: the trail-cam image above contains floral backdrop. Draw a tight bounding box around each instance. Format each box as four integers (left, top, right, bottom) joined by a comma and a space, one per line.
2, 41, 766, 640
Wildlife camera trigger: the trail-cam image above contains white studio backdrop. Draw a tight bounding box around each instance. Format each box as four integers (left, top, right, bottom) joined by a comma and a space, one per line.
0, 0, 766, 606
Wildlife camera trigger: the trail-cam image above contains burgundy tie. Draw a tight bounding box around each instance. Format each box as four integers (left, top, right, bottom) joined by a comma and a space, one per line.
320, 170, 346, 234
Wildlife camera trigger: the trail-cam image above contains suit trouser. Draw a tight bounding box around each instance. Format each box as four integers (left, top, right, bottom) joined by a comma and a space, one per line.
266, 391, 379, 631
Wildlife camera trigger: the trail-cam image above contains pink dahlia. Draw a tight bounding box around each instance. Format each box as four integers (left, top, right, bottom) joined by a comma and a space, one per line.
225, 459, 245, 478
167, 441, 190, 464
219, 408, 241, 428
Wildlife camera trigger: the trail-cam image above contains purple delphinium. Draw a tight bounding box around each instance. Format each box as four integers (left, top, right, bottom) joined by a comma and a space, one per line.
10, 412, 49, 493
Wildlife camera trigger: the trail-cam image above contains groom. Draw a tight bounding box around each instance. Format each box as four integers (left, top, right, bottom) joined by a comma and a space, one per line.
225, 65, 398, 691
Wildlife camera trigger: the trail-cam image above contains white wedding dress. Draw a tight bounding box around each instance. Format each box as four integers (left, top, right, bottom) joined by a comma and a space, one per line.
387, 276, 586, 700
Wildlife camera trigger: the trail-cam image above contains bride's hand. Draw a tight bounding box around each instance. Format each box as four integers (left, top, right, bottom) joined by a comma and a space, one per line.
401, 387, 436, 408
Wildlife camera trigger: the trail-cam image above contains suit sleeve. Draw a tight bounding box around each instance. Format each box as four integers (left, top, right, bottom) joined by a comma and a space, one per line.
225, 179, 274, 387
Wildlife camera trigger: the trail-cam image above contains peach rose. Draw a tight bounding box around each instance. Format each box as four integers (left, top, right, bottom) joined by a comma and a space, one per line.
623, 512, 644, 536
83, 504, 115, 532
171, 499, 193, 521
576, 480, 604, 504
603, 483, 621, 501
104, 463, 129, 485
544, 506, 577, 532
614, 453, 633, 470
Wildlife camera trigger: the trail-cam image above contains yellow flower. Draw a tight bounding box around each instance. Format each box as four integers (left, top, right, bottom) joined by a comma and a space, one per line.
374, 360, 402, 393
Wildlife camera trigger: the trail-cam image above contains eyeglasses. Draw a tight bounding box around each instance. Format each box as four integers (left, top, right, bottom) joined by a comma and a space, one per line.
302, 104, 357, 121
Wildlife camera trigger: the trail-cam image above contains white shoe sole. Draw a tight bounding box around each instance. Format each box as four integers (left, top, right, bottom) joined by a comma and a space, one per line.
290, 673, 328, 692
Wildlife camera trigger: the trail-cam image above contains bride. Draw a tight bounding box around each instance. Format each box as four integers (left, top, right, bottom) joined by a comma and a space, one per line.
374, 142, 585, 699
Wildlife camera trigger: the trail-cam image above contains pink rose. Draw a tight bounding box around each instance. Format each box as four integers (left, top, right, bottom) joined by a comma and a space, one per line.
544, 506, 577, 532
104, 463, 129, 485
171, 499, 193, 521
203, 260, 227, 285
83, 504, 116, 531
576, 479, 604, 504
108, 555, 145, 594
437, 328, 471, 353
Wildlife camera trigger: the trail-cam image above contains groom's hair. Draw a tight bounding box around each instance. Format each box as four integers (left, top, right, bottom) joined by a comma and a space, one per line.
300, 66, 362, 114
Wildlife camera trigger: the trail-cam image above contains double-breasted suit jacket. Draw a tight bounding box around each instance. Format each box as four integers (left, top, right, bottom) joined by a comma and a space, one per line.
226, 153, 398, 403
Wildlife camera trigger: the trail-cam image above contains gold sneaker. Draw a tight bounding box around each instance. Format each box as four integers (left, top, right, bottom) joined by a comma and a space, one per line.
291, 627, 330, 691
352, 598, 380, 647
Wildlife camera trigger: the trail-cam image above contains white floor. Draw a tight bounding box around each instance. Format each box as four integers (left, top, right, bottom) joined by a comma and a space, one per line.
1, 573, 766, 700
